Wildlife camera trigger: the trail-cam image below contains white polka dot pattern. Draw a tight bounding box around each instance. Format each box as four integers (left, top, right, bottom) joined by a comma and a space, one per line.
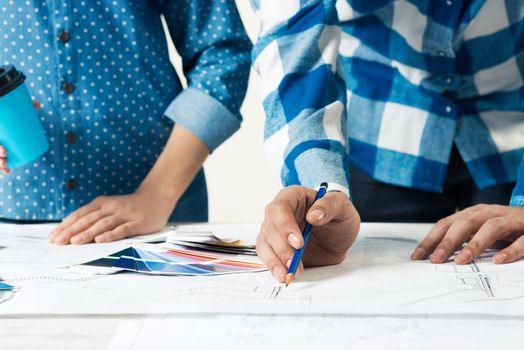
0, 0, 251, 221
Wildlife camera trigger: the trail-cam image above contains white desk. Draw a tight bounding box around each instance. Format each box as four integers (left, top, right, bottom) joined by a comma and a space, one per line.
1, 223, 524, 349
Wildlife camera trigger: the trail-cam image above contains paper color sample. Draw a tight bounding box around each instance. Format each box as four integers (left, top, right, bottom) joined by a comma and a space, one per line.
0, 282, 13, 291
168, 224, 258, 255
73, 243, 266, 276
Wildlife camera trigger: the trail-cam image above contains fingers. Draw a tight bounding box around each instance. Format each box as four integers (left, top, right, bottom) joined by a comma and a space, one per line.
263, 200, 304, 278
429, 211, 494, 264
256, 234, 288, 283
264, 197, 303, 249
50, 210, 110, 244
412, 205, 524, 265
257, 186, 355, 282
49, 199, 102, 240
94, 223, 135, 243
0, 158, 9, 174
493, 235, 524, 264
258, 187, 309, 282
412, 207, 494, 262
456, 217, 524, 264
69, 215, 126, 245
0, 146, 10, 174
306, 192, 352, 226
265, 222, 299, 266
257, 218, 301, 282
411, 217, 454, 261
49, 193, 167, 245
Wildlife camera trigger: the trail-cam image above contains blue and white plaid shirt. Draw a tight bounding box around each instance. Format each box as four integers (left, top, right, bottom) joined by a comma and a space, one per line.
511, 158, 524, 206
251, 0, 524, 205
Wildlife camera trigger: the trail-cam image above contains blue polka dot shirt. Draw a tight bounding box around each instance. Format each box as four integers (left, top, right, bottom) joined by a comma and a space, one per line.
0, 0, 251, 221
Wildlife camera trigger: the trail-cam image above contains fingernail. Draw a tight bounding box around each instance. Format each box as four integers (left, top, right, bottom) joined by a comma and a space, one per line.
309, 209, 325, 220
286, 259, 292, 269
71, 236, 83, 245
431, 249, 446, 263
0, 148, 5, 157
96, 236, 106, 243
55, 236, 68, 245
455, 249, 472, 264
273, 266, 286, 282
411, 247, 425, 260
288, 233, 300, 249
493, 253, 507, 264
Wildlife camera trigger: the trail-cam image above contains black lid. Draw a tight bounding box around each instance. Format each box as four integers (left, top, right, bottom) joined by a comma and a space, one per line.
0, 65, 26, 98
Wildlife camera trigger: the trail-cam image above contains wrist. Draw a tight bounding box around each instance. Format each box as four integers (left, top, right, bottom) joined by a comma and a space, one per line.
135, 125, 208, 215
136, 181, 181, 210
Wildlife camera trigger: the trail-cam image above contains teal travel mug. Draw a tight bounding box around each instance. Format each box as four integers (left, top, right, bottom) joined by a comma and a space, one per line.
0, 65, 49, 168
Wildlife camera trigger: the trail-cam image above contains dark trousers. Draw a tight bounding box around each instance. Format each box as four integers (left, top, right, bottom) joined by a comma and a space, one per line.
350, 147, 515, 223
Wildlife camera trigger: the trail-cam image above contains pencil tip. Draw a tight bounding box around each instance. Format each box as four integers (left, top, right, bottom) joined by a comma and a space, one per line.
285, 273, 294, 286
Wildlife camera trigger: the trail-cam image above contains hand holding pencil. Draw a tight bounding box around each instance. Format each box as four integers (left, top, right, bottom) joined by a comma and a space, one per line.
256, 183, 361, 284
286, 183, 329, 286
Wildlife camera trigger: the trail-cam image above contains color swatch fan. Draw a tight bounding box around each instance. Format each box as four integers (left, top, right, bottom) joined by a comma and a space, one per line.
0, 280, 15, 304
167, 224, 259, 255
68, 243, 266, 276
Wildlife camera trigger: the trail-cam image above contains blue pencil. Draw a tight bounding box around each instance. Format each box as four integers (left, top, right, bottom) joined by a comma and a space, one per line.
285, 182, 328, 286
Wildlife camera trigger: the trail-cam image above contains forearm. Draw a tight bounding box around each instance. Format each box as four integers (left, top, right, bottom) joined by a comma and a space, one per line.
137, 124, 209, 208
50, 124, 208, 245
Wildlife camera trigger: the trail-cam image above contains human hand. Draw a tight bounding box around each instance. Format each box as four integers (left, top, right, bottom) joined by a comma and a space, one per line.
411, 204, 524, 265
48, 188, 175, 245
0, 145, 9, 174
257, 186, 361, 282
0, 101, 41, 174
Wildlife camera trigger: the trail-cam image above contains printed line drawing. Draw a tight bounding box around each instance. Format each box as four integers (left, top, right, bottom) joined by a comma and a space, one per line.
171, 286, 313, 309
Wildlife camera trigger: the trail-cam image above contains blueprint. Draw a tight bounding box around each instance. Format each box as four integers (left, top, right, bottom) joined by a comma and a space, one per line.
1, 223, 524, 316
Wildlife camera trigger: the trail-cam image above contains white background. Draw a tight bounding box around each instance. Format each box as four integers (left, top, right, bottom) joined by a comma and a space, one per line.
164, 2, 281, 222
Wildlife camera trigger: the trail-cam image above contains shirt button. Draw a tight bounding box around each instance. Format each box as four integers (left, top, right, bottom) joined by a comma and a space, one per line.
445, 76, 453, 84
445, 106, 453, 113
66, 179, 77, 191
62, 82, 75, 94
446, 0, 453, 5
437, 51, 446, 57
66, 132, 77, 144
58, 31, 71, 43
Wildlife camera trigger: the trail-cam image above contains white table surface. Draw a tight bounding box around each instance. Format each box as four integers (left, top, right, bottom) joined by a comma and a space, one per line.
1, 222, 524, 350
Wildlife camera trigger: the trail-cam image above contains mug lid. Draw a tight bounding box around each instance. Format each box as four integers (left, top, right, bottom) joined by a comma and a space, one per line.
0, 65, 26, 98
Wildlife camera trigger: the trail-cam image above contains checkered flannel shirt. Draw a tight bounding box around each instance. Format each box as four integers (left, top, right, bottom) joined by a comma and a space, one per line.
251, 0, 524, 206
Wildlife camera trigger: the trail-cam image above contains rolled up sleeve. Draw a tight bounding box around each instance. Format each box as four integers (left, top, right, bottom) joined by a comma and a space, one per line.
164, 88, 241, 151
251, 0, 351, 196
160, 0, 252, 151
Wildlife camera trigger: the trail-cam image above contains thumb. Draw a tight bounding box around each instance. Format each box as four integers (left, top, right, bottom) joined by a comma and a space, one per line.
306, 192, 349, 226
